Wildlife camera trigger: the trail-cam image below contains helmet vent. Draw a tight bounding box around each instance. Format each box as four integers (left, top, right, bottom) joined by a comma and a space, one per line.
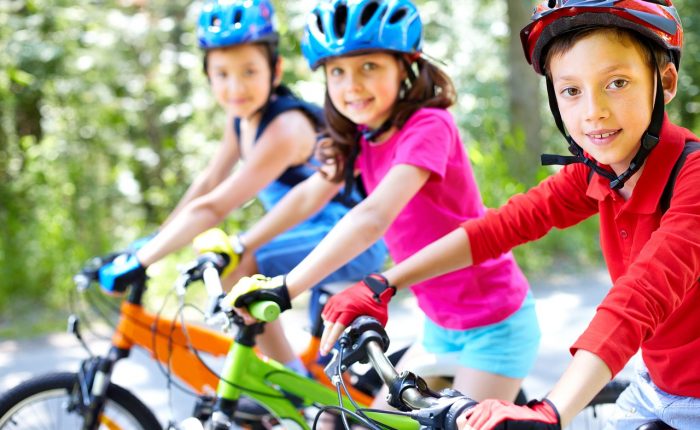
314, 12, 325, 35
360, 2, 379, 26
334, 4, 349, 38
210, 15, 221, 30
388, 7, 407, 24
233, 9, 243, 27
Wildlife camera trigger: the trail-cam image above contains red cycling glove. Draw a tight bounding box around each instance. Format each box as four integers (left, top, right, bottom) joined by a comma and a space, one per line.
464, 399, 560, 430
321, 274, 396, 327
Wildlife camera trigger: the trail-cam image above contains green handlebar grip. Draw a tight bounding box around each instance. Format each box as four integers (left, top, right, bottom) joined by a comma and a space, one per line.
249, 301, 281, 322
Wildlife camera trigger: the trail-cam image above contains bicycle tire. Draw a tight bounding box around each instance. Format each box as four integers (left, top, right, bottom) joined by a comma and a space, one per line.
0, 372, 161, 430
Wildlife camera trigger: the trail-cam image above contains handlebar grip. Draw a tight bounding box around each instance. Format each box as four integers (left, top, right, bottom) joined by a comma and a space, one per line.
249, 301, 280, 322
444, 397, 477, 430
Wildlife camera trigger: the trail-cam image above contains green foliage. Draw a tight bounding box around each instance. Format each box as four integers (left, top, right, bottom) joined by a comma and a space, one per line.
0, 0, 220, 326
2, 0, 700, 335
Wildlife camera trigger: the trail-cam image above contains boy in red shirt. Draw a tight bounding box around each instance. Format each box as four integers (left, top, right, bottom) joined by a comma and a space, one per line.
319, 0, 699, 428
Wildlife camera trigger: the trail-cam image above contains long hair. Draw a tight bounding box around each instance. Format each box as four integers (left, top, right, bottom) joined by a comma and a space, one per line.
319, 55, 457, 182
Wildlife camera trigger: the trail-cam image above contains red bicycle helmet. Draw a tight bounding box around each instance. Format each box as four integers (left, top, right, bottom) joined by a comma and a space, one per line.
521, 0, 682, 75
521, 1, 684, 190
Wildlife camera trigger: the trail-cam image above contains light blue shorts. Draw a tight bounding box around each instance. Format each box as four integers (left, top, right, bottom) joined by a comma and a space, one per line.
254, 214, 387, 320
605, 363, 700, 430
422, 291, 540, 379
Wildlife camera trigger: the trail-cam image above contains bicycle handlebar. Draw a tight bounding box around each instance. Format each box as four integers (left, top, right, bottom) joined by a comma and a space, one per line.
326, 316, 477, 429
187, 253, 279, 323
365, 339, 476, 429
75, 251, 280, 323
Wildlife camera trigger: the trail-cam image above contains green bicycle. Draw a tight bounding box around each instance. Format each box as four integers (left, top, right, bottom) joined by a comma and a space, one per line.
175, 254, 630, 430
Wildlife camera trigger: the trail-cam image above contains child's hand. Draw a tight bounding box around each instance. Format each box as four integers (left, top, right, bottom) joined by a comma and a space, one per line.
320, 274, 395, 355
98, 253, 146, 295
222, 275, 291, 324
192, 228, 243, 278
459, 399, 560, 430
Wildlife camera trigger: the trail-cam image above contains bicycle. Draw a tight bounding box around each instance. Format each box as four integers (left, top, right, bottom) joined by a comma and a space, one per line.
317, 316, 676, 430
0, 252, 399, 430
0, 253, 631, 430
159, 257, 627, 430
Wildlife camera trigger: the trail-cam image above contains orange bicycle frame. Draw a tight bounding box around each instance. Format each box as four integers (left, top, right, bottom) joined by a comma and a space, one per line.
111, 301, 231, 395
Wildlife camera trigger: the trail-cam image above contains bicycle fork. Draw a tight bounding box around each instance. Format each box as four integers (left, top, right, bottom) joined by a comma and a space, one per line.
68, 315, 130, 430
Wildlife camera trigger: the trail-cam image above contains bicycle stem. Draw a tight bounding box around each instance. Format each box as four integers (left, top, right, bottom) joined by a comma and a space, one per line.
366, 341, 437, 409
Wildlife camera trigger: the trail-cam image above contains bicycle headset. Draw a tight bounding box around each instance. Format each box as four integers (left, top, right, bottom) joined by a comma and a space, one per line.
520, 0, 683, 189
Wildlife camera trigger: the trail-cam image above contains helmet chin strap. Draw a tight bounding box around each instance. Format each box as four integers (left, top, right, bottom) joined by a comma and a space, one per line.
541, 65, 665, 190
339, 119, 394, 203
360, 119, 394, 142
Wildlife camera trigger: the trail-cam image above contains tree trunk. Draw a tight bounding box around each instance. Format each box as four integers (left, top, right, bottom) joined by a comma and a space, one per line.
506, 0, 543, 185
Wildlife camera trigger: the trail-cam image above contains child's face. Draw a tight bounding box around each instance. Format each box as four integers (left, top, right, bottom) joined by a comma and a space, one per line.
324, 52, 405, 129
549, 31, 669, 175
206, 44, 274, 118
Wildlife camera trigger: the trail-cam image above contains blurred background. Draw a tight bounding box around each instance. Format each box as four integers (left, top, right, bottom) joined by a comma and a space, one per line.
1, 0, 699, 337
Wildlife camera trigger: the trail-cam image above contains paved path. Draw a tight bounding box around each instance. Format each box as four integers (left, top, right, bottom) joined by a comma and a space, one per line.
0, 268, 636, 428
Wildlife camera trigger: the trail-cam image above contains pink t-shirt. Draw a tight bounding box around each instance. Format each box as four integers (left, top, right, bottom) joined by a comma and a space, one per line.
357, 108, 529, 329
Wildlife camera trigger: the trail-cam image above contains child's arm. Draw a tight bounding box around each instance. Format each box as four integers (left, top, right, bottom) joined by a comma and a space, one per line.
458, 350, 611, 429
545, 350, 612, 425
240, 171, 343, 252
319, 164, 599, 351
319, 225, 471, 353
161, 112, 240, 228
136, 110, 317, 266
385, 227, 473, 289
285, 164, 431, 297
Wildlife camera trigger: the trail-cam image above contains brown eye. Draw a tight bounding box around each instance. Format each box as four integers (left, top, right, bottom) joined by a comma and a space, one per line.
609, 79, 628, 90
362, 62, 377, 71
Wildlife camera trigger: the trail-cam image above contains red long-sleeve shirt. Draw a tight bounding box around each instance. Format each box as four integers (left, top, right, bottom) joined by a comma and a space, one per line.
462, 117, 700, 397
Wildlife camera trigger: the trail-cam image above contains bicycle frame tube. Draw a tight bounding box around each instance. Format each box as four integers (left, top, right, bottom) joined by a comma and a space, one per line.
111, 301, 232, 395
217, 342, 418, 429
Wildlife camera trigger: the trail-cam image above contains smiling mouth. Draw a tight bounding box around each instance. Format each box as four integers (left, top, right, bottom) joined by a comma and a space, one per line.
585, 129, 622, 143
346, 98, 373, 109
589, 131, 619, 139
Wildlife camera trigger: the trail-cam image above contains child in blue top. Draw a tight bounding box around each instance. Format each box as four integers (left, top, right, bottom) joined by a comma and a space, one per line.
97, 0, 386, 374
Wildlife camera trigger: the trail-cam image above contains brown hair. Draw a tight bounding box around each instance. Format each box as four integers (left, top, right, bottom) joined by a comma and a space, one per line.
543, 26, 671, 78
319, 55, 457, 182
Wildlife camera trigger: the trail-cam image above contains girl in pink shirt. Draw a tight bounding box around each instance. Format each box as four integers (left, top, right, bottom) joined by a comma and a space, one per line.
226, 0, 540, 404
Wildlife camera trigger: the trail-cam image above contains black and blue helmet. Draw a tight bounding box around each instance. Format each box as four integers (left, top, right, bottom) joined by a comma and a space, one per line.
197, 0, 278, 50
301, 0, 423, 70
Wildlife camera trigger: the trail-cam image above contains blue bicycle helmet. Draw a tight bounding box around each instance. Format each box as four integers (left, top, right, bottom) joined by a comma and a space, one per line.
198, 0, 278, 49
301, 0, 423, 70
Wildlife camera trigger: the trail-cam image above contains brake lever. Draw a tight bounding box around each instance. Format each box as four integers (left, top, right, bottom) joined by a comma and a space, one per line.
323, 316, 390, 382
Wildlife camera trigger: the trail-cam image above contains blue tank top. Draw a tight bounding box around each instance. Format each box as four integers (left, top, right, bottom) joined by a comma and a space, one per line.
234, 87, 363, 211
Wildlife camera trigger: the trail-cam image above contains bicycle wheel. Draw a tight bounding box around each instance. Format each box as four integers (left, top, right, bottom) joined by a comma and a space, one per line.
566, 379, 629, 430
0, 372, 161, 430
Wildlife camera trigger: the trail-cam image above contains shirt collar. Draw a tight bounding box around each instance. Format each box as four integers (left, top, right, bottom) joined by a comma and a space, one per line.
585, 114, 687, 213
